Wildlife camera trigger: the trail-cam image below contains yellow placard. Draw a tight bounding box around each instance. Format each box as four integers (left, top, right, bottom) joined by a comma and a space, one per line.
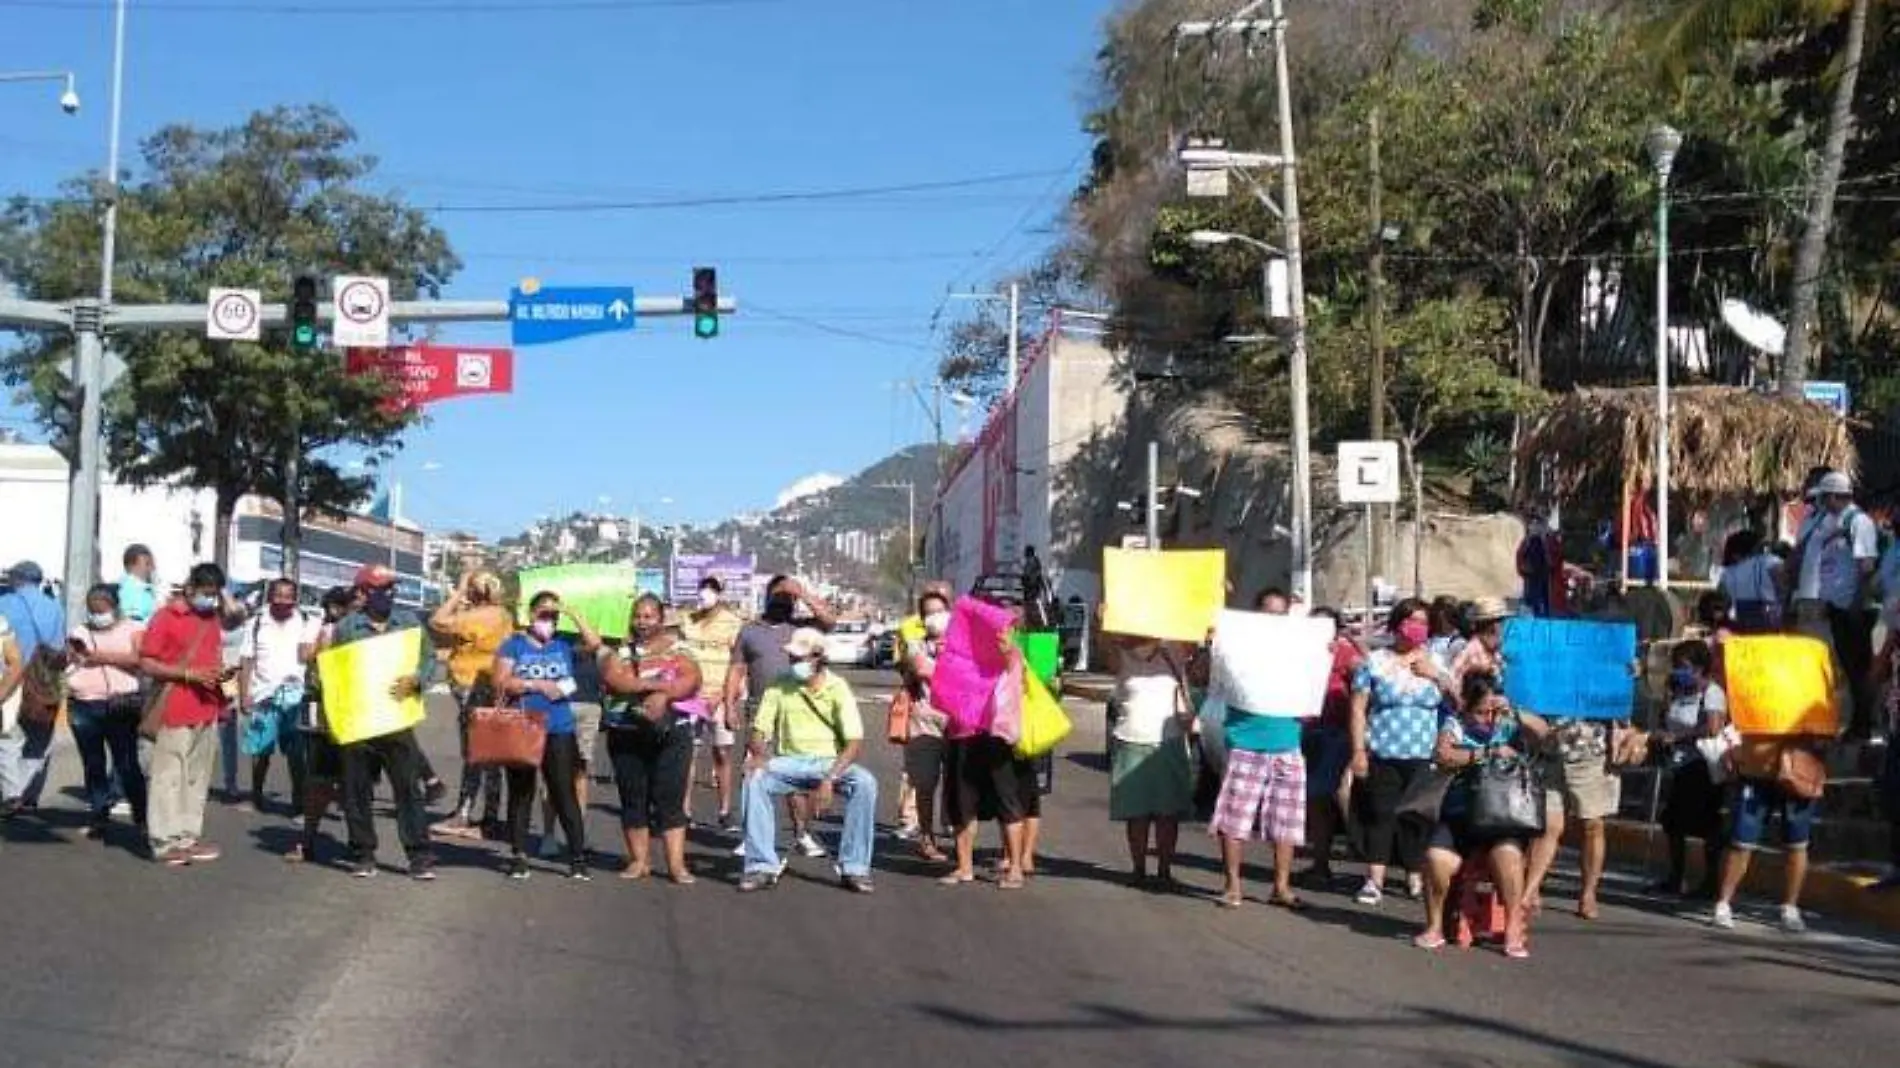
1722, 635, 1838, 737
1102, 548, 1226, 643
317, 629, 427, 745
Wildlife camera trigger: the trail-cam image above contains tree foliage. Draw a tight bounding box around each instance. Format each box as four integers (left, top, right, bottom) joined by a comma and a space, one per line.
0, 105, 461, 566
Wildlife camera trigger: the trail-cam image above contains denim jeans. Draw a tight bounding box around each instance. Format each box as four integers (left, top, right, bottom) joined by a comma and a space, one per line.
743, 756, 878, 877
68, 698, 148, 824
0, 714, 55, 806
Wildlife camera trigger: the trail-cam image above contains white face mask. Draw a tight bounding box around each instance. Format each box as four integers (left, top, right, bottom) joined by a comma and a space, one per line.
87, 612, 115, 630
924, 611, 950, 638
698, 589, 720, 610
530, 619, 556, 641
791, 660, 817, 682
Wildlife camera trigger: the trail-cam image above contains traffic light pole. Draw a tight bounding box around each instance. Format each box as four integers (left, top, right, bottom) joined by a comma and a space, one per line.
0, 292, 737, 626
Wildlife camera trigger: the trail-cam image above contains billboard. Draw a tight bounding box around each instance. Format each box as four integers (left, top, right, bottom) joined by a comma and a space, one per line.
669, 553, 758, 607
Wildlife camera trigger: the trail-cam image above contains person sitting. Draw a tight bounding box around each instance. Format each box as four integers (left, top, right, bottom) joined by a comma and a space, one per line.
1417, 673, 1551, 959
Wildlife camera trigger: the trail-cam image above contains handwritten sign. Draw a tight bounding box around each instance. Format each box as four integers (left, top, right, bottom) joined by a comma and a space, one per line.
316, 629, 426, 745
928, 597, 1017, 737
516, 564, 638, 641
1500, 617, 1637, 720
1211, 610, 1333, 718
1723, 635, 1838, 737
1102, 548, 1226, 643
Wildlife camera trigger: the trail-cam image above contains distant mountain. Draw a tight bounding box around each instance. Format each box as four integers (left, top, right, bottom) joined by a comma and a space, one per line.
775, 473, 846, 509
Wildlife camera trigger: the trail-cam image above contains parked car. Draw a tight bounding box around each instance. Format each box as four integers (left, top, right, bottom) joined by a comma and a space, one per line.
824, 620, 873, 667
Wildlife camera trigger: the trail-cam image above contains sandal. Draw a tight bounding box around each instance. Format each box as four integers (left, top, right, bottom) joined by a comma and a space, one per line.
1576, 900, 1600, 921
1217, 891, 1245, 910
620, 865, 652, 881
997, 872, 1027, 891
1504, 940, 1531, 959
937, 871, 976, 887
1268, 892, 1308, 912
1412, 931, 1447, 951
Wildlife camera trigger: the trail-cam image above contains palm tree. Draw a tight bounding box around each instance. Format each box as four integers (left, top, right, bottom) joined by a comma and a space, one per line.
1647, 0, 1875, 396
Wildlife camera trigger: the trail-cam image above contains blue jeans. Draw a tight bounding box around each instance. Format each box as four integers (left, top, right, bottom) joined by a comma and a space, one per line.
0, 714, 55, 806
743, 756, 878, 877
68, 698, 147, 824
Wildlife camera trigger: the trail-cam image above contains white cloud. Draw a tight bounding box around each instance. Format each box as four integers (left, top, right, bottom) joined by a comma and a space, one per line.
775, 473, 844, 510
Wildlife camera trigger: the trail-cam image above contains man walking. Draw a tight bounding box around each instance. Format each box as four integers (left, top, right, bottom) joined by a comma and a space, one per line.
237, 578, 317, 812
331, 564, 437, 880
0, 562, 68, 819
738, 628, 877, 894
139, 563, 233, 865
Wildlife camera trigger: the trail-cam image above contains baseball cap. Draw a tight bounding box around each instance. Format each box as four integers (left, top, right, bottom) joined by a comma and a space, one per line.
353, 563, 398, 589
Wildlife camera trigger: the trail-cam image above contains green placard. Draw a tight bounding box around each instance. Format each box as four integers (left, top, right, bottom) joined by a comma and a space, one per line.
515, 564, 639, 641
1016, 630, 1060, 688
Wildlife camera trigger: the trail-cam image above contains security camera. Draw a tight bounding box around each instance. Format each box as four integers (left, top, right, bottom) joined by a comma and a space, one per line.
59, 89, 80, 115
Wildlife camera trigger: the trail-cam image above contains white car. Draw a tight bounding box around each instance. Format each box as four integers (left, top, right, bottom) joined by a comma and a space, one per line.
824, 621, 872, 667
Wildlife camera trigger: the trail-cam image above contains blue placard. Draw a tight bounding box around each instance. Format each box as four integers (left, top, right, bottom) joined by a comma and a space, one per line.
1500, 617, 1637, 720
509, 286, 636, 346
1803, 381, 1849, 417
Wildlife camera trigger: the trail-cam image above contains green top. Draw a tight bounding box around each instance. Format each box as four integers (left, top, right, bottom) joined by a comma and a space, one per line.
755, 672, 864, 758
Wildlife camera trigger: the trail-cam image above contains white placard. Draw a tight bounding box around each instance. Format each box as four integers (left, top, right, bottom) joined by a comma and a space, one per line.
1211, 609, 1332, 719
1337, 440, 1401, 505
331, 275, 390, 349
205, 287, 262, 341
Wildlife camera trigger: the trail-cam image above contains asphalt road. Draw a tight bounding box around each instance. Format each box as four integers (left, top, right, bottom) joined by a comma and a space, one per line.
1, 667, 1896, 1068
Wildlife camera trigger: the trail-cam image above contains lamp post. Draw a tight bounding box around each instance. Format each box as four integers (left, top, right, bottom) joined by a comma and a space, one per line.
1646, 123, 1682, 591
0, 69, 81, 113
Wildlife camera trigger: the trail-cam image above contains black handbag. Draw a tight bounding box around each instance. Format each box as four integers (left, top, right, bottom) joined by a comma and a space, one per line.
1467, 758, 1546, 837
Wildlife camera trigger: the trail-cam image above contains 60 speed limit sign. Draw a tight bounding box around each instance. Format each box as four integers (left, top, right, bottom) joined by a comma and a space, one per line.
205, 288, 262, 342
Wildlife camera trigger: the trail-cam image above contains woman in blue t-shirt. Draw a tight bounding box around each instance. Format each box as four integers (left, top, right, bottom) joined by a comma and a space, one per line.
494, 591, 602, 881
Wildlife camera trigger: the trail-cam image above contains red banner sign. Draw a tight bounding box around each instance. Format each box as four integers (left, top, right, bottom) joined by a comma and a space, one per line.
344, 344, 515, 411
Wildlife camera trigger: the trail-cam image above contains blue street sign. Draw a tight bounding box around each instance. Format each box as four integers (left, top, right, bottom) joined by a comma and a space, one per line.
509, 286, 636, 346
1803, 381, 1849, 417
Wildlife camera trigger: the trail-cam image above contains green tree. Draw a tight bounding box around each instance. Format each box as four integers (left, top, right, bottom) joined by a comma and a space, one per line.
0, 105, 460, 567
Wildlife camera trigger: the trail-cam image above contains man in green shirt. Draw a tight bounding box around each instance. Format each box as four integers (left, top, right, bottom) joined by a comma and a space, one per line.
738, 628, 878, 894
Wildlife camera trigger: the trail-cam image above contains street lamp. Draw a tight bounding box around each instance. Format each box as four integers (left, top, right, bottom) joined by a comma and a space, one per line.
1646, 123, 1683, 591
0, 70, 80, 114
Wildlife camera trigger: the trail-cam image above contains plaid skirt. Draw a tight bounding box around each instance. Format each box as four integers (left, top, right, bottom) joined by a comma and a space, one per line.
1209, 749, 1307, 845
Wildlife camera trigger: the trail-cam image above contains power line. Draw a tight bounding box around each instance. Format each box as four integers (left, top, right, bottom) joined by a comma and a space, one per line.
745, 304, 936, 353
420, 170, 1071, 214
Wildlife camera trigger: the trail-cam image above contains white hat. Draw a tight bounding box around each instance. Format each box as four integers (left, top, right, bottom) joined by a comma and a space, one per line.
783, 627, 827, 659
1808, 471, 1853, 499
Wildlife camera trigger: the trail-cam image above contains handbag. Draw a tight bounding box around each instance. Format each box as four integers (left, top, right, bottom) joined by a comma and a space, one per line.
467, 700, 548, 768
139, 617, 220, 740
1776, 744, 1827, 801
1014, 670, 1073, 759
988, 657, 1024, 746
887, 687, 914, 745
1467, 758, 1547, 837
1695, 725, 1740, 785
1396, 768, 1457, 824
14, 606, 68, 725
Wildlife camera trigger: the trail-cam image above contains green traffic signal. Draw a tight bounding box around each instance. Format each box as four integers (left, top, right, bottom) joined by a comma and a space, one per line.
694, 312, 720, 339
293, 323, 317, 348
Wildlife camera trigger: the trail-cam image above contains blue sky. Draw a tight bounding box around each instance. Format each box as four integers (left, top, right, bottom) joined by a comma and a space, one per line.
2, 0, 1113, 538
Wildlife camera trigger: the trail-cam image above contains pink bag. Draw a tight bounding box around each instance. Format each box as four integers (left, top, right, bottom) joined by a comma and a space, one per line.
929, 597, 1016, 738
988, 656, 1024, 746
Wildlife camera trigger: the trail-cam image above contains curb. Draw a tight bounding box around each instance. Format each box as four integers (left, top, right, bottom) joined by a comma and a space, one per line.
1595, 818, 1900, 935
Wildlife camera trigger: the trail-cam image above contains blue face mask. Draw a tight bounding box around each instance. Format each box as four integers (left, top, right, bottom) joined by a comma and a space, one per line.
1669, 667, 1699, 694
791, 660, 817, 682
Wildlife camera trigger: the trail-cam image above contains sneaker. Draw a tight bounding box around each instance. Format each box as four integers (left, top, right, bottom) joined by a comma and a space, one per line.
568, 862, 593, 883
1355, 880, 1383, 906
737, 871, 779, 893
409, 857, 438, 882
731, 840, 749, 857
1779, 904, 1807, 935
185, 841, 222, 864
1406, 872, 1424, 900
507, 856, 531, 881
1712, 901, 1735, 929
893, 823, 920, 842
350, 857, 378, 879
841, 873, 876, 895
795, 832, 827, 858
110, 799, 132, 818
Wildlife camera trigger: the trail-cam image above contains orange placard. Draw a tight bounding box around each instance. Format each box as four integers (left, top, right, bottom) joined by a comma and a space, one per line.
1722, 635, 1838, 737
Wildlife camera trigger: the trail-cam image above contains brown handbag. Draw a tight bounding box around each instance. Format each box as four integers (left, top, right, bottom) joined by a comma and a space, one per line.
886, 687, 914, 745
467, 701, 548, 768
138, 617, 221, 740
1776, 745, 1828, 801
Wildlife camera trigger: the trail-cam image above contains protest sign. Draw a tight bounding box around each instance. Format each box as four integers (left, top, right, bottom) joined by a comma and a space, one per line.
1500, 617, 1637, 720
515, 564, 638, 641
1102, 548, 1226, 643
1210, 610, 1333, 718
928, 596, 1016, 736
1015, 631, 1060, 689
1723, 634, 1838, 736
316, 629, 426, 745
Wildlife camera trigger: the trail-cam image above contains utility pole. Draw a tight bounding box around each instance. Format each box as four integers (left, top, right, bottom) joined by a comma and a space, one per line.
1005, 281, 1021, 399
1367, 105, 1389, 586
1146, 440, 1161, 550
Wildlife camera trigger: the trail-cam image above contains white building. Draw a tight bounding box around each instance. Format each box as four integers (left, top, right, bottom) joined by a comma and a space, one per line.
931, 316, 1127, 606
0, 443, 428, 605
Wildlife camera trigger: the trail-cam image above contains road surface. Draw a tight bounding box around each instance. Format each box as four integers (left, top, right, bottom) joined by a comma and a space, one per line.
0, 668, 1894, 1067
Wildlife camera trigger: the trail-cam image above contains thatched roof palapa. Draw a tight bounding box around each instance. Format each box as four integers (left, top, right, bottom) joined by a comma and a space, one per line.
1515, 386, 1857, 507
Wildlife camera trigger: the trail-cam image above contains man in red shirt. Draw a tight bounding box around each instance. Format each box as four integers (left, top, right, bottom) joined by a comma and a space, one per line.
139, 562, 233, 866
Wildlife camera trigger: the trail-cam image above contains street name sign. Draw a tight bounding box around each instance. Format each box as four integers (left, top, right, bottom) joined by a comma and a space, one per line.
509, 285, 637, 346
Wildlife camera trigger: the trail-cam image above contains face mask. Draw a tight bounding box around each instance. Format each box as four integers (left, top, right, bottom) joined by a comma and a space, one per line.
1396, 620, 1430, 648
763, 595, 797, 624
530, 619, 557, 641
270, 603, 297, 622
924, 611, 951, 638
363, 589, 396, 618
698, 589, 720, 610
791, 660, 817, 682
189, 594, 219, 615
1669, 667, 1699, 694
87, 612, 115, 629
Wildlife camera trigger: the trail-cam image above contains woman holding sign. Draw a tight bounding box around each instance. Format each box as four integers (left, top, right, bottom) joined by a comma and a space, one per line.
493, 592, 601, 881
1349, 599, 1447, 907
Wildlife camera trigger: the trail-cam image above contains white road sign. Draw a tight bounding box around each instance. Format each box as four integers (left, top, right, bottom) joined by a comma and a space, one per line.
1337, 441, 1401, 505
332, 275, 390, 348
205, 287, 262, 342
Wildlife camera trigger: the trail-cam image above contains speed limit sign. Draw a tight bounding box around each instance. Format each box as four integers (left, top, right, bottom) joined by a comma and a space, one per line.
205, 288, 262, 342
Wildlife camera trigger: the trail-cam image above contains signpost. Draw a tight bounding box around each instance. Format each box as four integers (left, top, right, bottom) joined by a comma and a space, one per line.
1338, 441, 1401, 624
331, 275, 390, 348
1803, 381, 1850, 417
205, 287, 261, 342
509, 285, 637, 346
344, 344, 515, 411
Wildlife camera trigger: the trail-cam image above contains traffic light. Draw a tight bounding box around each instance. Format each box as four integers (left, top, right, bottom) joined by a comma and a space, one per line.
291, 275, 319, 350
692, 266, 719, 339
